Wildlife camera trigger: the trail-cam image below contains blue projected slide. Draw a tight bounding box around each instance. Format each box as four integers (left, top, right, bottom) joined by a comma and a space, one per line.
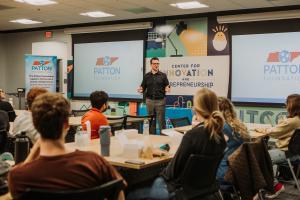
74, 40, 144, 99
231, 32, 300, 104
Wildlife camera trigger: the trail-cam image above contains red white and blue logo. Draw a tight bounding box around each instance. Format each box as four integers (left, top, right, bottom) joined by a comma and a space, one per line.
267, 50, 300, 63
32, 60, 50, 66
96, 56, 118, 66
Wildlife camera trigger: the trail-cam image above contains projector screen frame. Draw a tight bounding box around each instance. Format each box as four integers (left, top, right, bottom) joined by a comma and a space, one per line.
71, 29, 148, 102
228, 18, 300, 107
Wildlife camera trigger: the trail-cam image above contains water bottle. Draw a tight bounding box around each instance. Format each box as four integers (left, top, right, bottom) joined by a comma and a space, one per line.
14, 131, 30, 164
143, 119, 149, 135
99, 126, 111, 156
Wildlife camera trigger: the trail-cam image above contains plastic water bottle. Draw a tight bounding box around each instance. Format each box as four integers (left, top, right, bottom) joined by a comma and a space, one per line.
143, 119, 149, 135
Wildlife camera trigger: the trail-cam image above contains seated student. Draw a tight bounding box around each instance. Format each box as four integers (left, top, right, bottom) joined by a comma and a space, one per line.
12, 87, 48, 143
8, 93, 124, 200
127, 88, 226, 200
81, 91, 109, 139
0, 89, 16, 122
255, 94, 300, 198
216, 97, 250, 183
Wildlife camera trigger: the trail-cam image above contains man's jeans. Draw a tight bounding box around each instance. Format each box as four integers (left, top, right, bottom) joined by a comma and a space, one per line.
146, 98, 166, 134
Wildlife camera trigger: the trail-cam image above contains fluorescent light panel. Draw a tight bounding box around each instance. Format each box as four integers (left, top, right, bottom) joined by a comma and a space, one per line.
170, 1, 208, 9
217, 9, 300, 23
10, 19, 42, 24
14, 0, 57, 6
64, 22, 152, 34
80, 11, 114, 18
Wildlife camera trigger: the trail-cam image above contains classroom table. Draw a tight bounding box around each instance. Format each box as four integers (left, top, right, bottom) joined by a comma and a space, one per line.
65, 133, 178, 189
162, 123, 273, 139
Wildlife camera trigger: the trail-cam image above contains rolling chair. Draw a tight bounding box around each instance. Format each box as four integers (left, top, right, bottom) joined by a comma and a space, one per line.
175, 154, 224, 200
71, 109, 89, 117
277, 128, 300, 192
107, 116, 126, 135
20, 179, 124, 200
224, 137, 273, 200
169, 117, 191, 128
124, 115, 154, 134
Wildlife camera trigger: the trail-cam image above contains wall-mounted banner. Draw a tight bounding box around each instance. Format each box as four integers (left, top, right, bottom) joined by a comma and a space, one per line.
25, 55, 57, 92
146, 56, 230, 97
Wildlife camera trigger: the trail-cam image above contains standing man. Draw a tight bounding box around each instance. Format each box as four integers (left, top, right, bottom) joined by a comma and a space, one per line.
138, 57, 170, 134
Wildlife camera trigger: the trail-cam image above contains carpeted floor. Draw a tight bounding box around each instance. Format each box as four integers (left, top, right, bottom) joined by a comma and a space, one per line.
275, 183, 299, 200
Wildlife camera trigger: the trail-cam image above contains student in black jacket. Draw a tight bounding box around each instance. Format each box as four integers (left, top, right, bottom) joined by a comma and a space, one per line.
0, 89, 16, 122
128, 88, 226, 200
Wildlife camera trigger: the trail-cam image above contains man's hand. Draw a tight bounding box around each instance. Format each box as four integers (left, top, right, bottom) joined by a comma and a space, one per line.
165, 85, 171, 93
137, 86, 143, 93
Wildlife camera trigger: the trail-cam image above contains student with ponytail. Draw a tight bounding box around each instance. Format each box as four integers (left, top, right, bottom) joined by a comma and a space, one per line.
127, 88, 226, 200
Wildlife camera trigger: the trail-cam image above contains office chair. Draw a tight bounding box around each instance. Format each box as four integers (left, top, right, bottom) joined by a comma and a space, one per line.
169, 117, 191, 128
20, 179, 124, 200
107, 116, 126, 135
71, 109, 89, 117
124, 115, 154, 134
175, 154, 224, 200
277, 129, 300, 192
224, 137, 274, 200
65, 126, 76, 143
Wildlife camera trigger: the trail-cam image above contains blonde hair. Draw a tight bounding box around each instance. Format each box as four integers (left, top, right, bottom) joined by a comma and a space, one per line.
193, 88, 224, 142
218, 97, 250, 141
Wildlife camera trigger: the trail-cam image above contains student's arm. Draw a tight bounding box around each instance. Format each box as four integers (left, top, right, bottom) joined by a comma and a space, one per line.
6, 103, 16, 122
266, 118, 296, 139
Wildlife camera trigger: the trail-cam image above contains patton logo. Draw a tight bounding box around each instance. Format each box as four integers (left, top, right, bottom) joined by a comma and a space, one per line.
94, 56, 120, 80
267, 50, 300, 63
32, 60, 52, 71
264, 50, 300, 81
96, 56, 118, 66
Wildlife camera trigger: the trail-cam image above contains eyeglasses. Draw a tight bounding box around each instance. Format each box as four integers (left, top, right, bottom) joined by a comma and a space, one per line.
151, 62, 160, 65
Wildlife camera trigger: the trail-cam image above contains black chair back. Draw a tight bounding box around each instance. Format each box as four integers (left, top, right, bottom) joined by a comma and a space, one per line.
0, 130, 8, 154
170, 117, 191, 128
288, 128, 300, 156
124, 115, 154, 134
21, 179, 124, 200
65, 126, 76, 143
71, 109, 89, 117
107, 116, 126, 135
177, 154, 223, 199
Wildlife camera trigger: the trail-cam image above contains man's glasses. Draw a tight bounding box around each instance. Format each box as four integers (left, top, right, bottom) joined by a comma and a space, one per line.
151, 62, 160, 65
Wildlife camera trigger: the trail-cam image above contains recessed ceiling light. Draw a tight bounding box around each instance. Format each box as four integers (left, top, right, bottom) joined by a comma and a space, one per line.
80, 11, 114, 18
10, 19, 42, 24
14, 0, 57, 6
170, 1, 208, 9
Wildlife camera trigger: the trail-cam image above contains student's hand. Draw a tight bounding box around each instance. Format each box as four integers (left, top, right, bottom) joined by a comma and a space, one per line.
137, 86, 143, 93
254, 128, 268, 133
165, 85, 171, 93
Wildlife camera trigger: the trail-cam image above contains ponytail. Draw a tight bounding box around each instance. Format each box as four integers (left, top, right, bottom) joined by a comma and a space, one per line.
205, 111, 224, 143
